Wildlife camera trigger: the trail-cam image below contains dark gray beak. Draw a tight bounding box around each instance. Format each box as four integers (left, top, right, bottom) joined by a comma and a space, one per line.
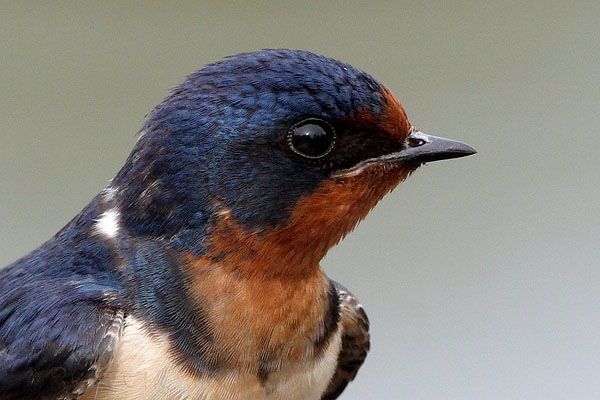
334, 130, 476, 178
394, 130, 477, 164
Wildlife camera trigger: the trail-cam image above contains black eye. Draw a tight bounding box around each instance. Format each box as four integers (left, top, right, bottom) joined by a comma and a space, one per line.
288, 118, 336, 159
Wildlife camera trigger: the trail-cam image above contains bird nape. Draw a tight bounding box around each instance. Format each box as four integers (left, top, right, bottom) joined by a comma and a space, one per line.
0, 49, 475, 400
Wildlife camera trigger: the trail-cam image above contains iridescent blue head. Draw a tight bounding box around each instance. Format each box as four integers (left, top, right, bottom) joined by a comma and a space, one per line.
111, 49, 475, 261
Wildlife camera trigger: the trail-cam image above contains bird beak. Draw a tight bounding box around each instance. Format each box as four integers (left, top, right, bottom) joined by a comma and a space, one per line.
334, 130, 476, 178
391, 130, 477, 164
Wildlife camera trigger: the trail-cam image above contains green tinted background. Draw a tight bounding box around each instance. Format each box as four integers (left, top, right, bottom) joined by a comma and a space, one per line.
1, 2, 599, 399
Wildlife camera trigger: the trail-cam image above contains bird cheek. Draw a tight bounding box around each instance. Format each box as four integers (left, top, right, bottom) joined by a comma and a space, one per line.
282, 169, 412, 250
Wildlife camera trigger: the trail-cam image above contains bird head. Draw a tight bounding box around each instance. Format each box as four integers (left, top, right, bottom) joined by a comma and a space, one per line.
111, 49, 475, 278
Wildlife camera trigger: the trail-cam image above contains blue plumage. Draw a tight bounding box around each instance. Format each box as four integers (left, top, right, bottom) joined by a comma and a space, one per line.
112, 49, 386, 246
0, 197, 123, 398
0, 49, 387, 399
0, 49, 475, 400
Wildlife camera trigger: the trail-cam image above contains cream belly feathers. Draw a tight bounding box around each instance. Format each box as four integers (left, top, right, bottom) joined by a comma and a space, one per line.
80, 317, 343, 400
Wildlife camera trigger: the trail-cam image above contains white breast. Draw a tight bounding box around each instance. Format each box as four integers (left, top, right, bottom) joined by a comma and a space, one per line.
80, 317, 342, 400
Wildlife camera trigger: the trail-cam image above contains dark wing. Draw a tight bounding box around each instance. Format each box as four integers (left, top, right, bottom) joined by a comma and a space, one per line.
322, 280, 370, 400
0, 274, 124, 400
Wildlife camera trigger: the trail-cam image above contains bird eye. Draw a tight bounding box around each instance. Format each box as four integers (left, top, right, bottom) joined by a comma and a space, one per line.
288, 118, 336, 159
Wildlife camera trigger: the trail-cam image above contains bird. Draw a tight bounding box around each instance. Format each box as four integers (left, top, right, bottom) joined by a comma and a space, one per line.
0, 49, 475, 400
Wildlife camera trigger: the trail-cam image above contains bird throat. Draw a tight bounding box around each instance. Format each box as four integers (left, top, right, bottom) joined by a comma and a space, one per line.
206, 167, 413, 279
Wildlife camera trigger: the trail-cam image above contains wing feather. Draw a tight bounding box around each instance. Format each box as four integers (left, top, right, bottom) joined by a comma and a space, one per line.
0, 280, 124, 400
322, 281, 370, 400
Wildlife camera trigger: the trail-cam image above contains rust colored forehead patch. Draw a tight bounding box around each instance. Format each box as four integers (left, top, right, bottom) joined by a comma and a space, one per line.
354, 87, 412, 144
379, 87, 412, 141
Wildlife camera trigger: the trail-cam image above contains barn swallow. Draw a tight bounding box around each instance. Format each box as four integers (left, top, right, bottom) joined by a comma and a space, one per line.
0, 49, 475, 400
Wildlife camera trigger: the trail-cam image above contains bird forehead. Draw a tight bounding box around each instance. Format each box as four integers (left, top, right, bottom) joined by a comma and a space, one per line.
349, 87, 412, 142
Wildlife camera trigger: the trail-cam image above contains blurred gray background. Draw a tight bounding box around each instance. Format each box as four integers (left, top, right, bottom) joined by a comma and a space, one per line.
1, 1, 599, 399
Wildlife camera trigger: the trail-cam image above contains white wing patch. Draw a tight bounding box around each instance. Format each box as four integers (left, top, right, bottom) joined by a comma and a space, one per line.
95, 209, 120, 239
